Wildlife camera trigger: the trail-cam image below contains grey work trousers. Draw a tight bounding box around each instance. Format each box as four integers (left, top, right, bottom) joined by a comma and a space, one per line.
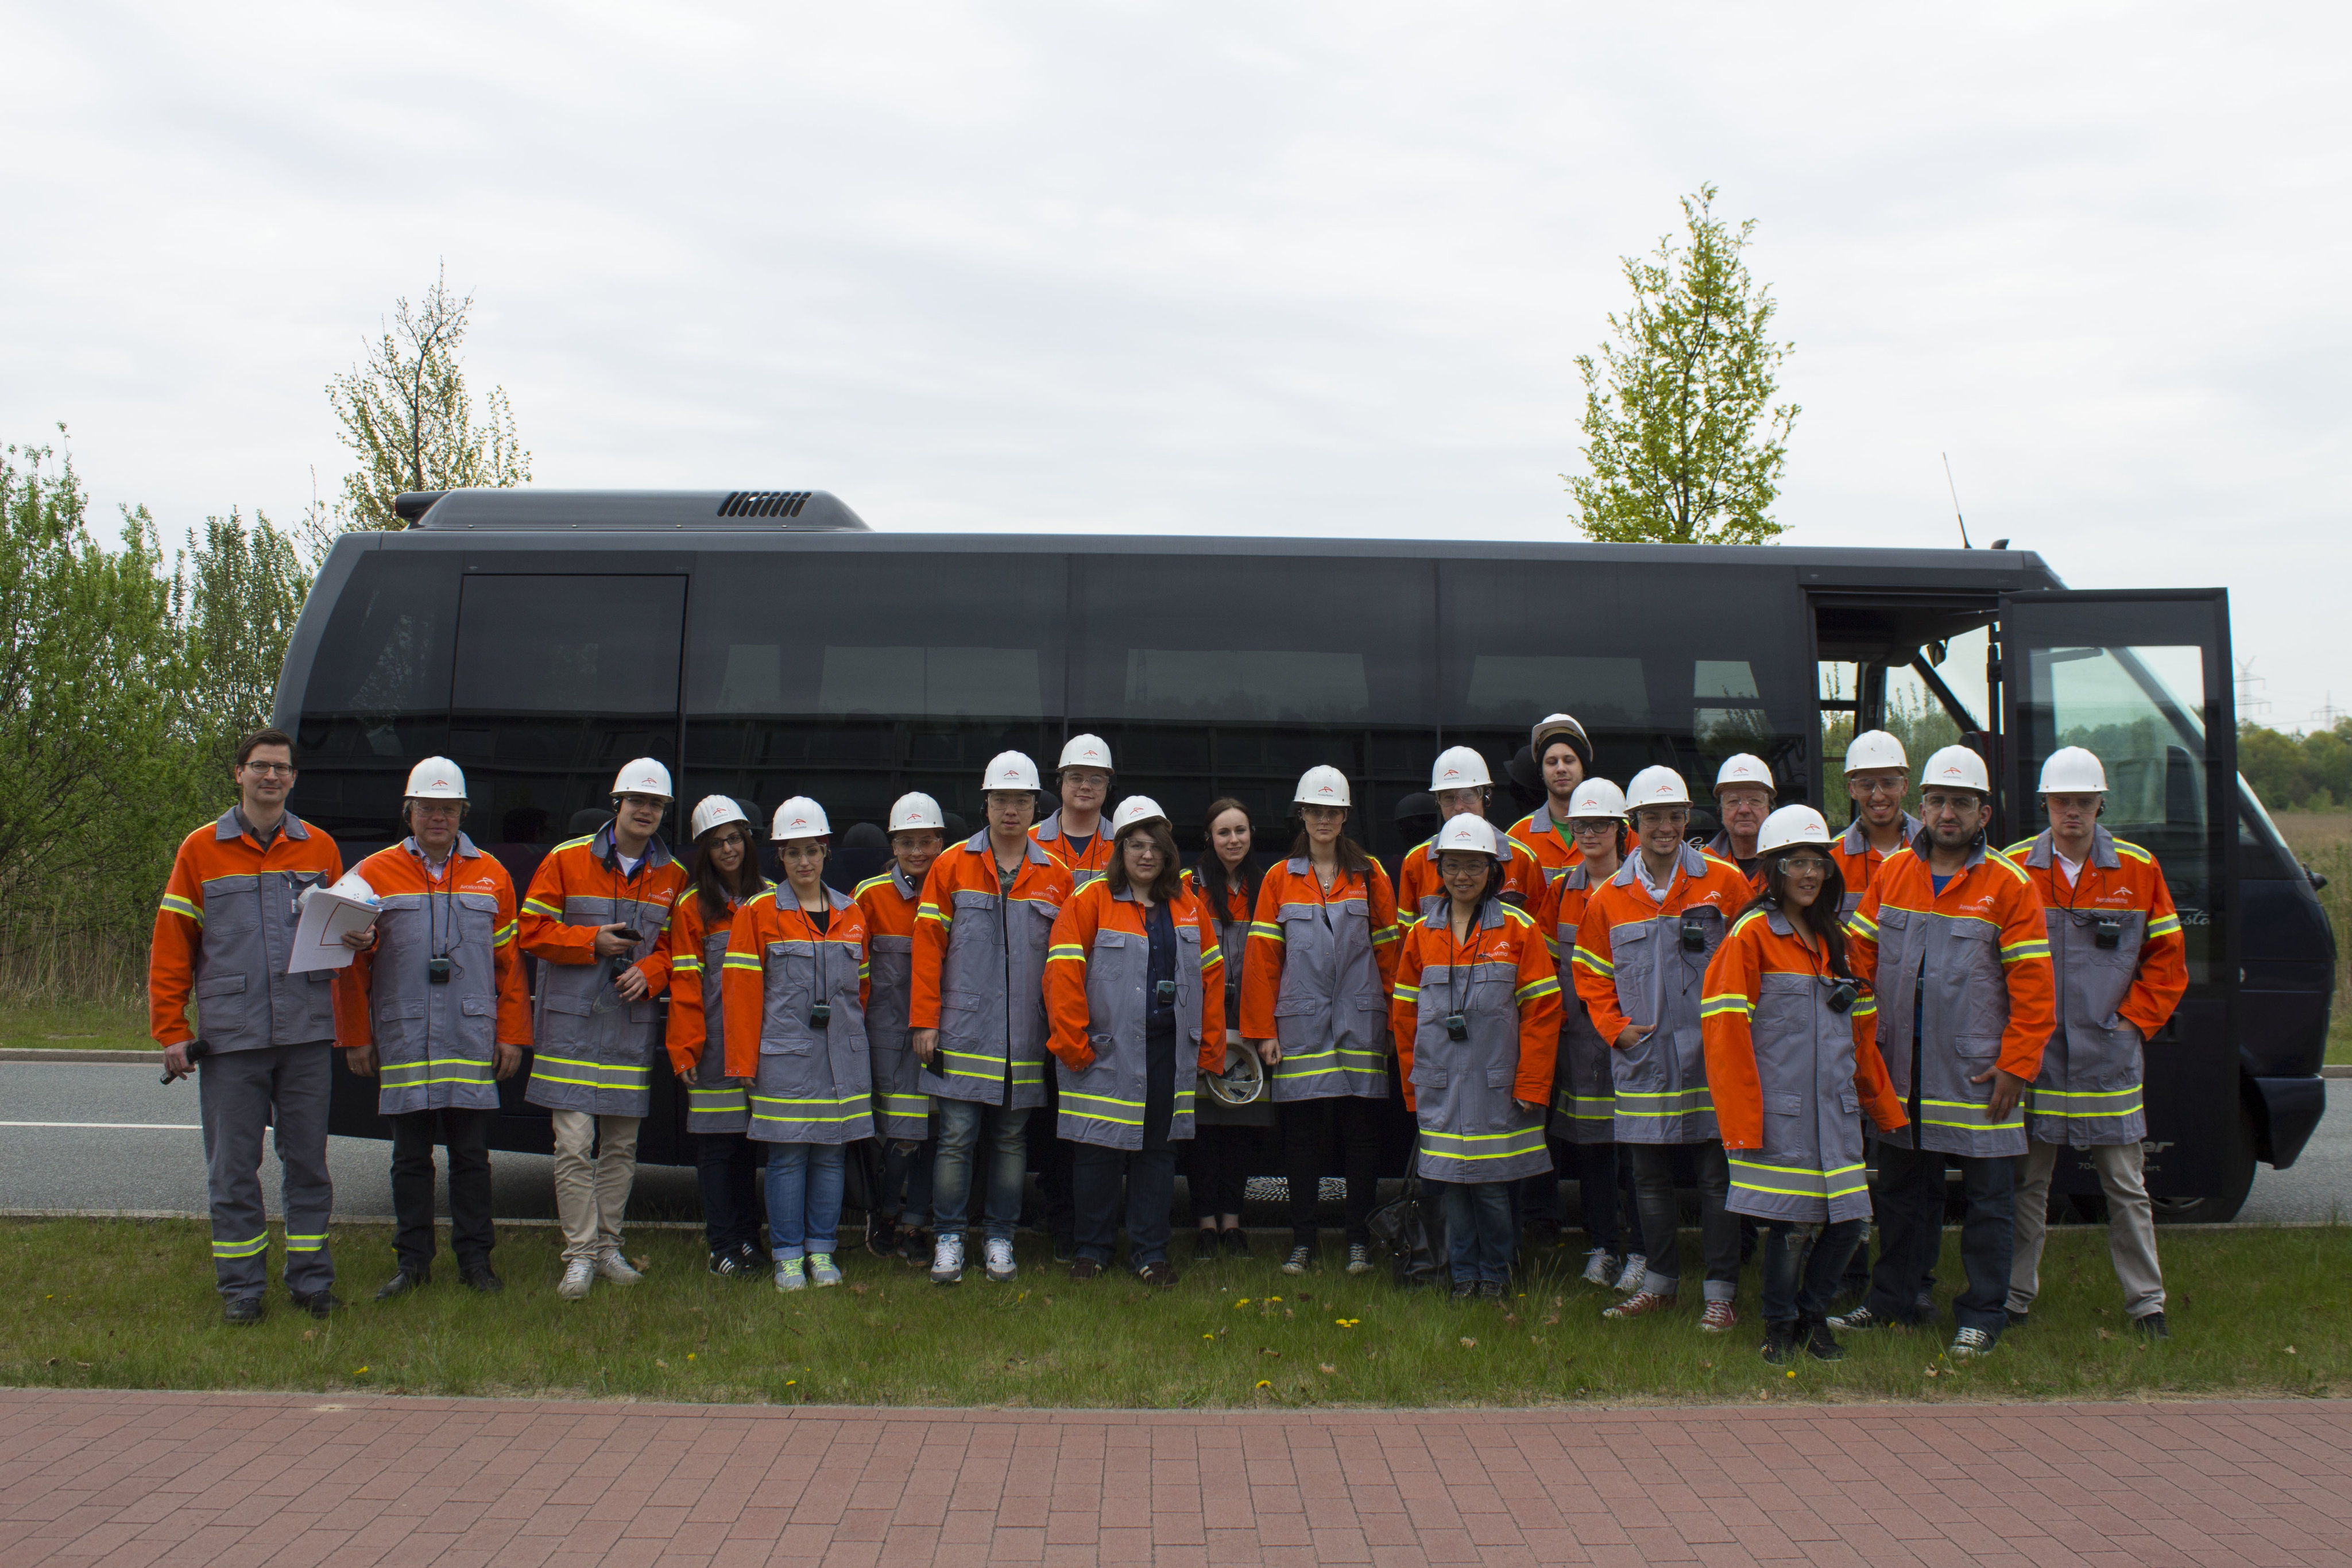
197, 1042, 337, 1302
550, 1110, 641, 1264
2009, 1139, 2165, 1320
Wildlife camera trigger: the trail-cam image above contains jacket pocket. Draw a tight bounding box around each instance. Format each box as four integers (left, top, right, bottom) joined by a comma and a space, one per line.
461, 997, 493, 1017
1485, 1064, 1514, 1091
541, 992, 594, 1018
1765, 1091, 1803, 1117
195, 972, 249, 1035
377, 997, 427, 1024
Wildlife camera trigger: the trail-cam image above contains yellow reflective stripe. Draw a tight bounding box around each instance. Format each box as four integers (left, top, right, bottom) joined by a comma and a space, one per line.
1847, 911, 1879, 938
523, 898, 562, 919
2146, 916, 2182, 937
1572, 946, 1613, 977
672, 956, 703, 973
749, 1092, 869, 1106
1391, 984, 1419, 1001
283, 1233, 328, 1251
917, 905, 950, 926
722, 955, 763, 971
1062, 1090, 1145, 1109
1201, 948, 1224, 971
160, 893, 203, 925
211, 1233, 269, 1257
687, 1087, 746, 1106
1274, 1046, 1337, 1068
1699, 993, 1752, 1018
529, 1054, 652, 1088
1370, 924, 1399, 947
1250, 922, 1283, 941
1851, 998, 1878, 1017
1515, 975, 1561, 1004
494, 922, 517, 947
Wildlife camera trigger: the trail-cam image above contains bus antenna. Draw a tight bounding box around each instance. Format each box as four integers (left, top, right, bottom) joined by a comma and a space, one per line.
1942, 452, 1971, 549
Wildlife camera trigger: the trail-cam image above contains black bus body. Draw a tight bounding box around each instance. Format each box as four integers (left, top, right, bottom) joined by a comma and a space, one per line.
280, 488, 2331, 1222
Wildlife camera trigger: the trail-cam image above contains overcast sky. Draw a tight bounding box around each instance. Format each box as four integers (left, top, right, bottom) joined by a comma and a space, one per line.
6, 2, 2348, 727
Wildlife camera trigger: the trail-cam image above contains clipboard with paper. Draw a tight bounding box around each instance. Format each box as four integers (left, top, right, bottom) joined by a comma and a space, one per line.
289, 874, 382, 972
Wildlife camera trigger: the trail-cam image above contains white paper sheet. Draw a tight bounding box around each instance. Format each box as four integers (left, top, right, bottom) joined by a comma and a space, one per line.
288, 887, 380, 973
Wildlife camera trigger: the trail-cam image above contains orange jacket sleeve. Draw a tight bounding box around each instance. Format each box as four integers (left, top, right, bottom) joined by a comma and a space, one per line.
1573, 892, 1633, 1046
1192, 893, 1226, 1072
1395, 849, 1433, 930
626, 868, 682, 1000
1368, 861, 1402, 995
335, 918, 376, 1051
664, 892, 706, 1074
493, 866, 530, 1047
909, 855, 954, 1031
519, 851, 598, 966
1504, 841, 1547, 908
1239, 868, 1286, 1039
1390, 931, 1426, 1109
1700, 919, 1766, 1151
1995, 870, 2057, 1082
1512, 917, 1562, 1105
1044, 884, 1101, 1073
721, 896, 768, 1081
1847, 878, 1883, 992
855, 911, 872, 1013
1850, 991, 1907, 1135
2119, 869, 2189, 1039
148, 831, 206, 1048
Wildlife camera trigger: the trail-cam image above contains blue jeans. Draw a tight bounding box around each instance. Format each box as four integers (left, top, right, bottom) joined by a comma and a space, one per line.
1866, 1141, 2014, 1336
764, 1143, 844, 1260
932, 1099, 1032, 1243
879, 1136, 934, 1226
1441, 1180, 1515, 1286
1759, 1217, 1862, 1326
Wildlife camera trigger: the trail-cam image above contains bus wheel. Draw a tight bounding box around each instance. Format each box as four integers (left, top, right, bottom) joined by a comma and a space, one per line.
2150, 1107, 2258, 1226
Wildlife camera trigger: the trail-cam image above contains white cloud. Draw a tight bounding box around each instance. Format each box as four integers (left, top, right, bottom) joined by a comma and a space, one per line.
3, 1, 2347, 722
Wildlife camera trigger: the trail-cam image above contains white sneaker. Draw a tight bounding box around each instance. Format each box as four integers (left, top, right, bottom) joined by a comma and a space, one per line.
808, 1253, 842, 1287
1612, 1254, 1647, 1294
931, 1232, 965, 1286
1581, 1249, 1618, 1288
775, 1257, 806, 1292
557, 1259, 595, 1300
984, 1237, 1017, 1283
1948, 1326, 1995, 1360
595, 1251, 643, 1285
1345, 1244, 1374, 1275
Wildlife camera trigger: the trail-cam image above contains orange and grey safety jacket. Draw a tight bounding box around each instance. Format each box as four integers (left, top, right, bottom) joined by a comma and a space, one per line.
2003, 827, 2187, 1147
338, 835, 529, 1114
1829, 814, 1920, 919
856, 862, 931, 1141
1391, 896, 1561, 1184
1539, 865, 1614, 1144
1570, 843, 1754, 1145
666, 878, 771, 1134
1506, 802, 1588, 885
1032, 810, 1112, 888
1043, 878, 1226, 1149
1395, 826, 1547, 928
1238, 857, 1399, 1101
518, 824, 686, 1118
1179, 865, 1254, 1022
150, 809, 344, 1054
910, 833, 1074, 1110
1703, 831, 1765, 893
1701, 905, 1907, 1224
1848, 841, 2055, 1159
721, 885, 873, 1144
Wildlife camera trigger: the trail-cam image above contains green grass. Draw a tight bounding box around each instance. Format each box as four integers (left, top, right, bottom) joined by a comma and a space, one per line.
4, 1219, 2346, 1407
0, 1000, 152, 1052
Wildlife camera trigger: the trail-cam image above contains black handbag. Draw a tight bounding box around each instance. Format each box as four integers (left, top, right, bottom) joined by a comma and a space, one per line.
1366, 1134, 1449, 1288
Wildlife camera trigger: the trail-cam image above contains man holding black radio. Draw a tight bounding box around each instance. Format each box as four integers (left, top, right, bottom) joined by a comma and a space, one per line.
520, 758, 688, 1301
339, 758, 532, 1299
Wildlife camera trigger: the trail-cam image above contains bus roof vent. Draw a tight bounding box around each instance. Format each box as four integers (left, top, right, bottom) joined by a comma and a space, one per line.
403, 489, 869, 532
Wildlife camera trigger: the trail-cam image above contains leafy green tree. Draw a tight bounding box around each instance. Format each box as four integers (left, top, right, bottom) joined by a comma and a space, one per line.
172, 508, 312, 776
1566, 184, 1798, 545
313, 264, 529, 547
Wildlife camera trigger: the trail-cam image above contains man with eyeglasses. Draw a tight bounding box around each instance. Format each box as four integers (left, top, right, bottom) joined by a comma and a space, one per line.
152, 729, 357, 1325
1831, 730, 1921, 919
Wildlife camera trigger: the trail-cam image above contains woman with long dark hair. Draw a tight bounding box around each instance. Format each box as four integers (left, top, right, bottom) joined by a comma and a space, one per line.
1179, 797, 1267, 1259
665, 796, 771, 1279
1701, 805, 1908, 1362
1240, 767, 1400, 1276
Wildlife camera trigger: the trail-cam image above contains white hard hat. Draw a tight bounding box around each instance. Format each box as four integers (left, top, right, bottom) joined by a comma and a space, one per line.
1109, 796, 1169, 837
1566, 779, 1627, 820
1531, 713, 1591, 761
982, 750, 1041, 792
888, 792, 946, 833
689, 795, 750, 841
770, 796, 831, 841
1432, 815, 1503, 859
1843, 729, 1909, 775
2038, 746, 2108, 794
1713, 753, 1775, 796
612, 757, 674, 801
1294, 766, 1352, 807
1625, 765, 1691, 810
1430, 746, 1492, 791
1922, 744, 1991, 795
1756, 804, 1833, 855
403, 756, 466, 801
1057, 734, 1113, 773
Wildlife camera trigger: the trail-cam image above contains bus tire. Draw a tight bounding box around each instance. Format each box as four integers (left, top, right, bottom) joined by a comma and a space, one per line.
2150, 1106, 2258, 1226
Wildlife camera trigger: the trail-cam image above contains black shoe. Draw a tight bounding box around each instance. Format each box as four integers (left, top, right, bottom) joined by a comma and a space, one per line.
1525, 1219, 1562, 1249
895, 1228, 929, 1265
1194, 1229, 1223, 1263
866, 1211, 898, 1257
1801, 1316, 1846, 1362
1052, 1235, 1079, 1264
709, 1249, 759, 1280
223, 1296, 264, 1326
734, 1241, 764, 1274
289, 1289, 343, 1319
1069, 1257, 1104, 1280
2135, 1310, 2171, 1341
374, 1268, 428, 1301
1449, 1280, 1476, 1300
460, 1266, 504, 1294
2006, 1308, 2030, 1329
1222, 1228, 1252, 1259
1136, 1260, 1178, 1290
1475, 1280, 1505, 1299
1760, 1322, 1797, 1365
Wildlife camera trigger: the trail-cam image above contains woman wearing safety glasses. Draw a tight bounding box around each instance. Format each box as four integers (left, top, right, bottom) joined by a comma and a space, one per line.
1700, 805, 1908, 1364
719, 798, 873, 1292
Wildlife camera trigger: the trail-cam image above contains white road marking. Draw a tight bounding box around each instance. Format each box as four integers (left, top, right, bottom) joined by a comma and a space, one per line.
0, 1121, 202, 1130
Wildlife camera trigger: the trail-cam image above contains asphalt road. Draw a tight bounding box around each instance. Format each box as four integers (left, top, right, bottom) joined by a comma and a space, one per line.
1, 1059, 2343, 1228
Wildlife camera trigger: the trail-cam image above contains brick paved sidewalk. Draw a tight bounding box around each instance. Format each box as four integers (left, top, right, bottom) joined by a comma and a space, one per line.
2, 1389, 2346, 1568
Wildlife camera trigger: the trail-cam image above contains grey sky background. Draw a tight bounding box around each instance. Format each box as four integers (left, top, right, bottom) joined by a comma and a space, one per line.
5, 3, 2347, 726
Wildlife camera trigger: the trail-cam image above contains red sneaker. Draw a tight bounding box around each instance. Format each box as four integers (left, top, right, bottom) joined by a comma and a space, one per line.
1699, 1299, 1739, 1334
1603, 1289, 1677, 1320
